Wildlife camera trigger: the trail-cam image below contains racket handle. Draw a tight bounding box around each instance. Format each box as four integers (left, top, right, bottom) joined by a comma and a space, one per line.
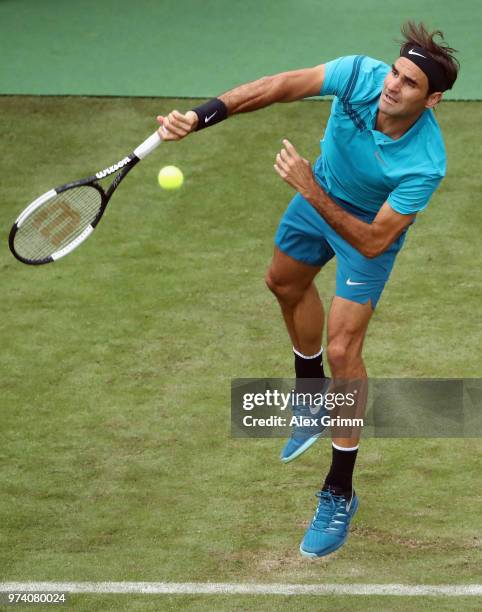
134, 131, 162, 160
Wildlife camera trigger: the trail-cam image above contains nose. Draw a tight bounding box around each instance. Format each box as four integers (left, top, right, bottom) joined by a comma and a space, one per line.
388, 73, 401, 92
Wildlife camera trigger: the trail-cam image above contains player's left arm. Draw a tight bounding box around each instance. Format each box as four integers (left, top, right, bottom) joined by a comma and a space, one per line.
307, 196, 414, 258
274, 139, 415, 258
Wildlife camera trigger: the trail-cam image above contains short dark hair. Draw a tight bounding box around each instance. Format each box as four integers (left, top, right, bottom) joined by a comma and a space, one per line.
399, 21, 459, 93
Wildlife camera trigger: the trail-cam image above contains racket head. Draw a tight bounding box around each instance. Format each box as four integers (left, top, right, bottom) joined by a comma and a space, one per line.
9, 183, 106, 265
9, 131, 161, 266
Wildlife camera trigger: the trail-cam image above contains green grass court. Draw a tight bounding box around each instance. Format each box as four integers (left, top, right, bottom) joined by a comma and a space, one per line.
1, 0, 481, 609
1, 96, 481, 610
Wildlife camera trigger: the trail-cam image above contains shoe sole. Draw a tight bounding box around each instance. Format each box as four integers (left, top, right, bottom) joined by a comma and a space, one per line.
299, 499, 359, 558
299, 541, 343, 558
280, 433, 322, 463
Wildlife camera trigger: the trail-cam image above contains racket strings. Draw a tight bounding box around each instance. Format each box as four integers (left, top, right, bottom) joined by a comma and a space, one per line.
14, 186, 103, 261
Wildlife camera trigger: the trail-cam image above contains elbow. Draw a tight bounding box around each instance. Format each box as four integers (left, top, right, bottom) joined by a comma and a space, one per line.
359, 229, 390, 259
361, 243, 385, 259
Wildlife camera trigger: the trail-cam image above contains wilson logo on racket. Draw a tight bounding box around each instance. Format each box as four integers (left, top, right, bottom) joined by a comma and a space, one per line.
32, 201, 81, 246
95, 156, 131, 179
9, 130, 162, 265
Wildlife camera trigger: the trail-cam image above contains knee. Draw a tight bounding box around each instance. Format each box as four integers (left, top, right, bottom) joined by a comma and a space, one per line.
327, 341, 351, 373
265, 268, 300, 305
264, 268, 277, 294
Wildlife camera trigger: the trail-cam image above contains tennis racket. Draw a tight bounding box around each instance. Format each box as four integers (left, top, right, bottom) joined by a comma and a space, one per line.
9, 131, 163, 265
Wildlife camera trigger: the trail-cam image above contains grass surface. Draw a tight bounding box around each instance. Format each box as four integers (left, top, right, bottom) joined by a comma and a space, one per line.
0, 97, 481, 610
13, 594, 481, 611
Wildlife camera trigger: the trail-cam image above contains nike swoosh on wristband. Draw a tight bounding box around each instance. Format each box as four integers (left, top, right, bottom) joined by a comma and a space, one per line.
205, 111, 218, 123
408, 49, 426, 59
346, 278, 366, 286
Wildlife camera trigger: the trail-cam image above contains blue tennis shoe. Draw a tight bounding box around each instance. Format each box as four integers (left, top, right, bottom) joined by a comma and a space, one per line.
300, 488, 359, 557
280, 399, 329, 463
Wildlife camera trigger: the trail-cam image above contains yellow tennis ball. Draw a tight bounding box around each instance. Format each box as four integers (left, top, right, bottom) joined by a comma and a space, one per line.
158, 165, 184, 190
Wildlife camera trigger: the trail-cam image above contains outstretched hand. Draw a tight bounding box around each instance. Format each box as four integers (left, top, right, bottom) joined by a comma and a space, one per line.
274, 139, 317, 196
157, 110, 199, 141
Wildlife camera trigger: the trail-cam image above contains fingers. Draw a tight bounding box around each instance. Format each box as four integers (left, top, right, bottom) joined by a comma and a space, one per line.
169, 110, 195, 130
273, 161, 287, 179
156, 115, 176, 141
282, 139, 297, 155
275, 139, 298, 174
275, 152, 289, 175
162, 111, 186, 139
273, 139, 312, 189
279, 147, 290, 162
279, 139, 299, 163
156, 110, 196, 141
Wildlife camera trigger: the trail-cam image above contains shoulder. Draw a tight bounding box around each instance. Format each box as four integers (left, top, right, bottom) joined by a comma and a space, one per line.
350, 56, 390, 103
321, 55, 389, 102
358, 56, 391, 83
412, 110, 446, 177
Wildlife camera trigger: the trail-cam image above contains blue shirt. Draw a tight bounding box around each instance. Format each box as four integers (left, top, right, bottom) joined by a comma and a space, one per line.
315, 55, 446, 215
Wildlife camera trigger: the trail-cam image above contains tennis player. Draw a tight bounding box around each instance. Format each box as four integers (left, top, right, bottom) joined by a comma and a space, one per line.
157, 21, 459, 557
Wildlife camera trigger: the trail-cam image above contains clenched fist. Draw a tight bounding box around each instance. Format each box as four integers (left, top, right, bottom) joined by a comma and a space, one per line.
157, 110, 199, 141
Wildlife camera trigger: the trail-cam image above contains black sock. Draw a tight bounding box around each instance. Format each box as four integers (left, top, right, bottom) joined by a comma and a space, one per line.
323, 444, 358, 496
294, 348, 325, 395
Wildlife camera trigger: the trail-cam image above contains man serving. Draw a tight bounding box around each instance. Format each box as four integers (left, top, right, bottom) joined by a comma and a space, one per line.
157, 21, 459, 557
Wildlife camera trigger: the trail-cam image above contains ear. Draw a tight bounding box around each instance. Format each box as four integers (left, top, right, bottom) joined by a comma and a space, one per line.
425, 91, 443, 109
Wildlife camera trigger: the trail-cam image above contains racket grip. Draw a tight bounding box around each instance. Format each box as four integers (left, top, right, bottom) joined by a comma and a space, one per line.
134, 131, 162, 160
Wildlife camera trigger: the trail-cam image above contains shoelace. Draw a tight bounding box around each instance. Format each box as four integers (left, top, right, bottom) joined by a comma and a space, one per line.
312, 490, 350, 534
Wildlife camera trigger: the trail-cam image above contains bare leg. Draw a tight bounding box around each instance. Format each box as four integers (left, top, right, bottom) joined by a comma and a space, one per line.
265, 247, 323, 354
326, 296, 373, 448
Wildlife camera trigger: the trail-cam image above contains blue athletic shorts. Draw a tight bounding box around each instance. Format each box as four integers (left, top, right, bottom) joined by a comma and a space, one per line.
274, 192, 407, 308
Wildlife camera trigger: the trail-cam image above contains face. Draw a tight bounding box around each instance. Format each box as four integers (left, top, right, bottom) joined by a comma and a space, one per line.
379, 57, 441, 118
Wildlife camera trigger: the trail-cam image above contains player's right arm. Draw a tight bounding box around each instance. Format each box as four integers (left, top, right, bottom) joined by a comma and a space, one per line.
219, 65, 326, 111
157, 65, 325, 140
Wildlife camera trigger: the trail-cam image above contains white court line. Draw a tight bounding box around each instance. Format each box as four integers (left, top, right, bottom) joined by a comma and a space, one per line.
1, 583, 482, 597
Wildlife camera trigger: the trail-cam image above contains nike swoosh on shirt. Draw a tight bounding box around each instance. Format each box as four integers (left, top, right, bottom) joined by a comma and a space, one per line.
346, 278, 366, 286
205, 111, 218, 123
408, 49, 426, 59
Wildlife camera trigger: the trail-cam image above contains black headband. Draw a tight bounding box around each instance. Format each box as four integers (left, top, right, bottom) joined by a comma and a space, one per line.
400, 46, 450, 92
